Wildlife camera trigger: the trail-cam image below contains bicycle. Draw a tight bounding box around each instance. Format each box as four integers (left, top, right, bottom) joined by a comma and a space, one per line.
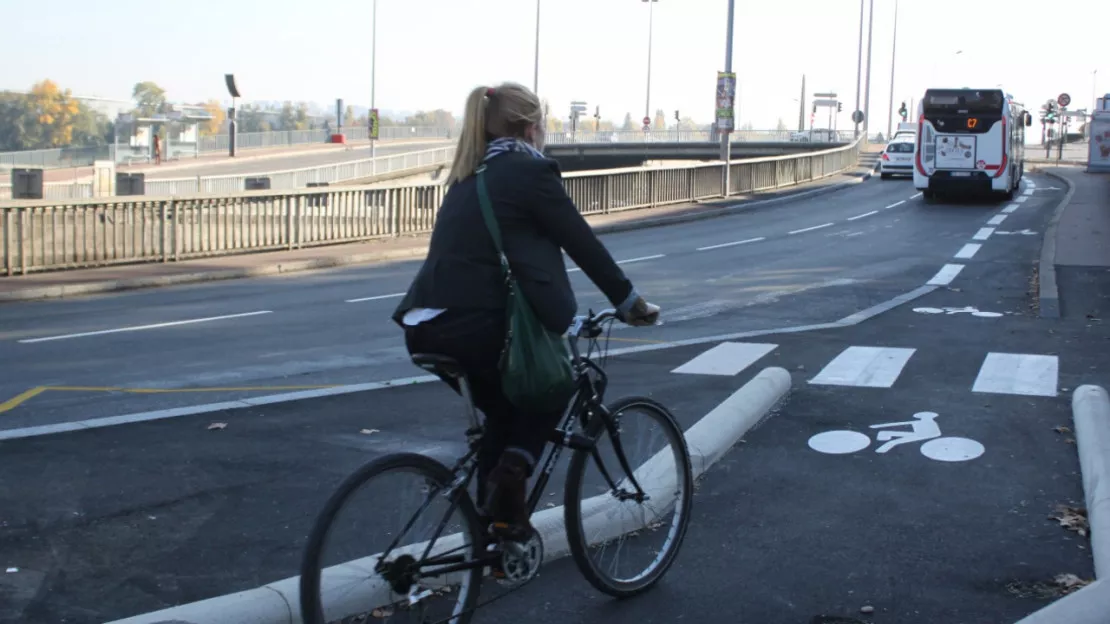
299, 308, 694, 624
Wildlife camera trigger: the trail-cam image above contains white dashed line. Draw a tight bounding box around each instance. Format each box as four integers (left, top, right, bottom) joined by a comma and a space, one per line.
1023, 189, 1034, 196
1015, 196, 1028, 203
954, 243, 982, 259
972, 227, 995, 241
788, 222, 834, 235
346, 293, 405, 303
696, 237, 765, 251
847, 210, 878, 221
910, 192, 923, 199
987, 214, 1008, 226
927, 264, 965, 286
1002, 204, 1019, 214
617, 254, 665, 265
19, 311, 274, 344
885, 200, 906, 209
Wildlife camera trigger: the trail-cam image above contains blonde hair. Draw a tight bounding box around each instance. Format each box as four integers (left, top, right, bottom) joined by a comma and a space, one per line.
445, 82, 543, 186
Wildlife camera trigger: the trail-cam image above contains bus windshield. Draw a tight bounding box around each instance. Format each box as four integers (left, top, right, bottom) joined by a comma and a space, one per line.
922, 89, 1004, 115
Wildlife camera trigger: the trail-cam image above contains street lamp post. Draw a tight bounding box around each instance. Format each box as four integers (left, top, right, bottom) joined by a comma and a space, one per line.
643, 0, 658, 124
853, 0, 864, 139
886, 0, 899, 138
720, 0, 735, 196
371, 0, 378, 160
862, 0, 874, 139
533, 0, 541, 95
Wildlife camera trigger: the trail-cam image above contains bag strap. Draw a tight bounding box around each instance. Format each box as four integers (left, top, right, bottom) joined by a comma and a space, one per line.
475, 165, 511, 281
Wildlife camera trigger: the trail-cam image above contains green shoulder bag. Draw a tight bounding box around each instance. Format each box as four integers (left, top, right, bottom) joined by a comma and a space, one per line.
475, 166, 576, 412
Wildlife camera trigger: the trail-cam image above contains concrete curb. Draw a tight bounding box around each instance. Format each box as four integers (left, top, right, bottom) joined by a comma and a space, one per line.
104, 367, 793, 624
1012, 580, 1110, 623
1073, 385, 1110, 578
0, 167, 874, 304
1034, 168, 1076, 318
1013, 385, 1110, 623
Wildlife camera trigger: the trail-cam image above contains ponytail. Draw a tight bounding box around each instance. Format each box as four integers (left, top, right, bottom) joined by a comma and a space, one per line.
445, 82, 543, 187
445, 86, 492, 187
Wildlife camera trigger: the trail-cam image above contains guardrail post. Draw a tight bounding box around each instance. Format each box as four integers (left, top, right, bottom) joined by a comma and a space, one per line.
18, 208, 26, 275
649, 170, 657, 208
686, 168, 695, 201
390, 190, 400, 236
286, 196, 294, 250
604, 176, 612, 214
3, 209, 11, 276
161, 200, 170, 262
171, 200, 179, 261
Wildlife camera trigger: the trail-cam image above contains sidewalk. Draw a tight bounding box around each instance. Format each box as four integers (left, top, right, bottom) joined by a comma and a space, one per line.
1036, 166, 1110, 320
0, 162, 878, 303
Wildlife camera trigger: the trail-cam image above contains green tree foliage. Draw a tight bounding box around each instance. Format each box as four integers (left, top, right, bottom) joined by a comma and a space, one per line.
621, 112, 635, 132
0, 80, 110, 151
132, 81, 167, 117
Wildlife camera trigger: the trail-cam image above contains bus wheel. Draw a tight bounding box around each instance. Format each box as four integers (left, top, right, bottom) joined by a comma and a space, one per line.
922, 190, 936, 203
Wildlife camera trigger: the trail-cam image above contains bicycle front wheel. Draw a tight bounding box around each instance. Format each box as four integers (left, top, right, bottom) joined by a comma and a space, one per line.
300, 452, 484, 624
563, 396, 694, 598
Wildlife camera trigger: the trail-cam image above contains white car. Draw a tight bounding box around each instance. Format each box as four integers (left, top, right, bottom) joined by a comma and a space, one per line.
880, 137, 915, 179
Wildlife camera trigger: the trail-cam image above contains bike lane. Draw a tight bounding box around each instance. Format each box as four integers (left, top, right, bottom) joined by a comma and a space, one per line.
471, 193, 1100, 623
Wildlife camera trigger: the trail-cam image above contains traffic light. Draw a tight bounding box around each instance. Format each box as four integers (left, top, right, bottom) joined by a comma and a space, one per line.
674, 109, 680, 121
595, 105, 600, 118
837, 102, 843, 113
812, 103, 817, 114
898, 101, 907, 120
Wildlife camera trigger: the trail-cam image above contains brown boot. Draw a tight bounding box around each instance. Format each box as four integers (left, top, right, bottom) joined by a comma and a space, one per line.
482, 452, 533, 542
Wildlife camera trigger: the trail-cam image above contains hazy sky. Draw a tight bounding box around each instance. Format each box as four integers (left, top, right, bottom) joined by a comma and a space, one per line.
3, 0, 1107, 133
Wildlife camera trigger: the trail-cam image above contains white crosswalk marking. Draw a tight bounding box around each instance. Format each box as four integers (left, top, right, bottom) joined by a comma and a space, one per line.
671, 341, 777, 376
972, 353, 1059, 397
808, 346, 916, 388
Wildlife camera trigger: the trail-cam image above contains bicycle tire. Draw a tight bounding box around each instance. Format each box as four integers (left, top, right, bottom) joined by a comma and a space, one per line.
563, 396, 694, 598
300, 452, 484, 624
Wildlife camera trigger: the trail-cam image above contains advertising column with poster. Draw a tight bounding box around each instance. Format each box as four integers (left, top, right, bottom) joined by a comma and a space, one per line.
1088, 95, 1110, 173
715, 71, 736, 132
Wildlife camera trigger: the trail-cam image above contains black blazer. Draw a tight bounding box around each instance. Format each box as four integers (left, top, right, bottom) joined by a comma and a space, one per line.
392, 152, 635, 334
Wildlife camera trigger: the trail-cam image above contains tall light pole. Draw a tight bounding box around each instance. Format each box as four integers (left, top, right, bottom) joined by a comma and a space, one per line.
533, 0, 541, 95
370, 0, 378, 159
853, 0, 864, 139
885, 0, 899, 138
862, 0, 874, 139
643, 0, 658, 123
720, 0, 735, 195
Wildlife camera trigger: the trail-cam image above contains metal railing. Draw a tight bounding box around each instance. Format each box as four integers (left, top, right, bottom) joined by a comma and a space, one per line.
0, 127, 454, 171
0, 146, 455, 201
1, 138, 861, 275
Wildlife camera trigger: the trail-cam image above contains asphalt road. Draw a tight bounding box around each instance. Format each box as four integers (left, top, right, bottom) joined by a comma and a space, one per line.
134, 140, 452, 180
0, 175, 1069, 431
0, 172, 1101, 623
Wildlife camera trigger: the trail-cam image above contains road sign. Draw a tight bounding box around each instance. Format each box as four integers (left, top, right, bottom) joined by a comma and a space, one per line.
813, 92, 837, 98
851, 110, 865, 124
643, 124, 650, 132
369, 108, 380, 140
813, 98, 838, 107
1058, 93, 1071, 107
571, 105, 588, 113
642, 116, 651, 126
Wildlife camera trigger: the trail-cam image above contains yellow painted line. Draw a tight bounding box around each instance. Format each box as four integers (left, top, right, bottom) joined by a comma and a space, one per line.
0, 384, 342, 414
603, 337, 668, 344
0, 386, 49, 414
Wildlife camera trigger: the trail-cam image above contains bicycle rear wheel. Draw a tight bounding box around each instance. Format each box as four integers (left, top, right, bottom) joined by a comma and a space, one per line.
300, 452, 484, 624
563, 396, 694, 598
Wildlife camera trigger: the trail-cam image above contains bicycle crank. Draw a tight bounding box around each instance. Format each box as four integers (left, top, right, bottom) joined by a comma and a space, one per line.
496, 529, 544, 587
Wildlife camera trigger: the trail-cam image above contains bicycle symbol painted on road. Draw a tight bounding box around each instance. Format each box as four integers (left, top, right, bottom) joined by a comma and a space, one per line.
912, 306, 1003, 318
807, 412, 985, 462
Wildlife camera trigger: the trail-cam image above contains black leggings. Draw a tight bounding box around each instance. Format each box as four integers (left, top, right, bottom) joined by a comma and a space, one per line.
403, 308, 566, 499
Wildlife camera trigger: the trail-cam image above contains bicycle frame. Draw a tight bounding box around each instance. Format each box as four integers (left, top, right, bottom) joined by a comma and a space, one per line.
374, 310, 650, 583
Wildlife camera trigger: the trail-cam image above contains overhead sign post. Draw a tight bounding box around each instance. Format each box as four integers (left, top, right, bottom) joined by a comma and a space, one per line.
570, 101, 588, 138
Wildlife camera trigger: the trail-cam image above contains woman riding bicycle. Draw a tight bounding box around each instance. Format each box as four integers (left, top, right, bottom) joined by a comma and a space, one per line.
392, 81, 660, 540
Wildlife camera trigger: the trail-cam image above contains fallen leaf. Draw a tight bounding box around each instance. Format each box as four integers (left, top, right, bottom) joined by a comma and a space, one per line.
207, 422, 227, 430
360, 429, 381, 435
5, 568, 17, 574
860, 605, 875, 614
1049, 505, 1089, 537
1053, 573, 1092, 593
371, 607, 395, 618
1066, 438, 1076, 444
1053, 426, 1072, 434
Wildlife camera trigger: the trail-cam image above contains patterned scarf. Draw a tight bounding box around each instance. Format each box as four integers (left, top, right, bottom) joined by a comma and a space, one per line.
483, 136, 545, 162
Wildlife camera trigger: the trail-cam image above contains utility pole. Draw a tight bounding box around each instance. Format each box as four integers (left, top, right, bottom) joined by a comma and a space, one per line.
720, 0, 735, 196
798, 74, 806, 132
853, 0, 864, 139
862, 0, 874, 139
886, 0, 899, 139
370, 0, 378, 160
533, 0, 541, 95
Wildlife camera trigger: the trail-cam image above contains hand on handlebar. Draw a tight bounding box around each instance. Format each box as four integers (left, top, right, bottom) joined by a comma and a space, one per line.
621, 296, 661, 327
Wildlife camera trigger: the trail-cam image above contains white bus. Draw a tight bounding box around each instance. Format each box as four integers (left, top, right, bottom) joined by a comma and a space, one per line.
913, 88, 1032, 201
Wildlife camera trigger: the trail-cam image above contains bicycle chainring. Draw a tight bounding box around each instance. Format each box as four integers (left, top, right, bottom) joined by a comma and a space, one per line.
496, 530, 543, 587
